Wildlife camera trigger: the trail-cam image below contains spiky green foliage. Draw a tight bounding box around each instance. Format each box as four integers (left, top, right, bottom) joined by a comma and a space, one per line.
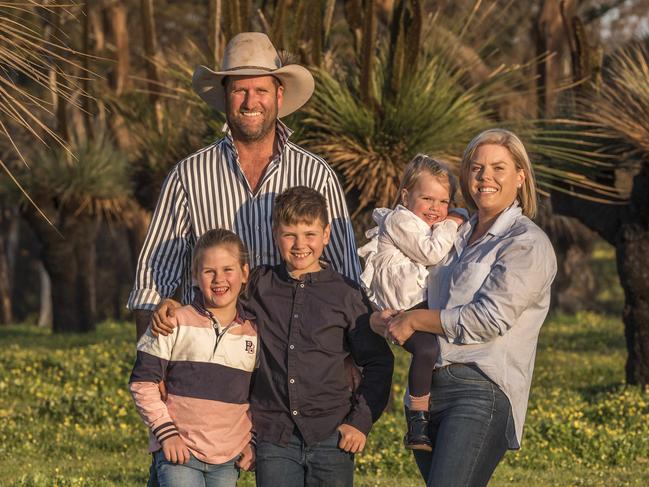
581, 44, 649, 158
0, 1, 93, 223
299, 46, 513, 212
12, 134, 133, 220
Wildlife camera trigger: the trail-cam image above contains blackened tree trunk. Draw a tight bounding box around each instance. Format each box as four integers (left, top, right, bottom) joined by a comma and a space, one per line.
24, 206, 100, 333
617, 164, 649, 384
552, 161, 649, 385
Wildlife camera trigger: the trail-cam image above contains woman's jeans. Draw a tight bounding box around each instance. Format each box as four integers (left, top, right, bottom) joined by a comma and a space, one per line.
255, 429, 354, 487
412, 364, 511, 487
153, 449, 239, 487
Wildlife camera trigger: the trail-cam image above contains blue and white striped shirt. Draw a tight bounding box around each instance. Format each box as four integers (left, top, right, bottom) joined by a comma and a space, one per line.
128, 121, 360, 311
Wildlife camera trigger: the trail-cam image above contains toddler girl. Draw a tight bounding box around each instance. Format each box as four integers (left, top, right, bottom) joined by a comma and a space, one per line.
130, 229, 257, 486
359, 155, 465, 451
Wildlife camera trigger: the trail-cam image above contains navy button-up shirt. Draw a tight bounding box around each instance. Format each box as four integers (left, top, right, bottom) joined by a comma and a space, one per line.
242, 263, 394, 446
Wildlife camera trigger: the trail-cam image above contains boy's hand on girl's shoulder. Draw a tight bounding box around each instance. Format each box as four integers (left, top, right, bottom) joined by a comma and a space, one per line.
161, 435, 190, 464
151, 298, 181, 336
236, 442, 256, 471
337, 424, 366, 453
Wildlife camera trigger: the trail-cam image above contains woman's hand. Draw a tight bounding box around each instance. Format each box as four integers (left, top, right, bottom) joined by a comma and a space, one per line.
387, 311, 418, 345
151, 298, 181, 336
370, 309, 400, 339
388, 309, 443, 345
236, 442, 256, 471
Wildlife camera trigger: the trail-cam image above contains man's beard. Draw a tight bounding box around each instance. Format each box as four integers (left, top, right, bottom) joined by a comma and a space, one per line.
227, 109, 277, 143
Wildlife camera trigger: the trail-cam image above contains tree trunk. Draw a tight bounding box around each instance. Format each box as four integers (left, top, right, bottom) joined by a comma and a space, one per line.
37, 261, 52, 328
536, 198, 597, 312
552, 161, 649, 385
617, 163, 649, 384
0, 236, 12, 324
140, 0, 164, 131
208, 0, 222, 67
24, 207, 100, 333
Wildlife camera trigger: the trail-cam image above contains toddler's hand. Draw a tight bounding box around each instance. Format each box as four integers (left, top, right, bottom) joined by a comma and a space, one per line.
161, 435, 190, 464
338, 424, 367, 453
446, 214, 466, 226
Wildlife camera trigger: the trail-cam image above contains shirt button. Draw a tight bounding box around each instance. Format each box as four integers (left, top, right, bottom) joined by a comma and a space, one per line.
293, 314, 299, 319
299, 283, 305, 288
289, 344, 295, 350
292, 410, 298, 416
289, 378, 295, 384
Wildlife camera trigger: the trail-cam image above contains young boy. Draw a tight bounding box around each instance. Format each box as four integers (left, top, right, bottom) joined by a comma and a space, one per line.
151, 186, 394, 487
243, 186, 394, 487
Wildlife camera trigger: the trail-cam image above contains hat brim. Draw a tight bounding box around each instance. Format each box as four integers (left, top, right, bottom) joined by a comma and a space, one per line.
192, 64, 315, 118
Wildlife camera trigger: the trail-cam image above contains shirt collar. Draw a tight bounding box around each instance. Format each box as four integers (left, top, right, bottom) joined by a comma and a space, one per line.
190, 287, 252, 323
455, 201, 523, 253
277, 260, 335, 284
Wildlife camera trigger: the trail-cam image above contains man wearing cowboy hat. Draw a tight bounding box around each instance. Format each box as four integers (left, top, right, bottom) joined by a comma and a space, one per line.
129, 32, 363, 486
128, 32, 360, 339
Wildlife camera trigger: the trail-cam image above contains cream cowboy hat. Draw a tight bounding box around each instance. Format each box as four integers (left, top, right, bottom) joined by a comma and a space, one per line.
192, 32, 315, 118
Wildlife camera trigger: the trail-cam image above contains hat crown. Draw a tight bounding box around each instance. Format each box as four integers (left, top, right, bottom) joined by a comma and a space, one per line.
221, 32, 281, 72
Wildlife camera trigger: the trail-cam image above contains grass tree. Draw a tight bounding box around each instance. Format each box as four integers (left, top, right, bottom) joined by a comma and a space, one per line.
551, 43, 649, 385
13, 135, 134, 333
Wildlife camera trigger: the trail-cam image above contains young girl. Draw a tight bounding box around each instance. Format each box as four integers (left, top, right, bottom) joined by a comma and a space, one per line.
359, 154, 465, 451
130, 229, 257, 486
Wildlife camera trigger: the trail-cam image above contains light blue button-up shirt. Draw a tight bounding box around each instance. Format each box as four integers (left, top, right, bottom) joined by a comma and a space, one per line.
429, 202, 557, 448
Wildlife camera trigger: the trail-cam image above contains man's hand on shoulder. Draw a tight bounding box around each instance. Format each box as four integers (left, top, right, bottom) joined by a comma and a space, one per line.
151, 298, 181, 336
337, 424, 366, 453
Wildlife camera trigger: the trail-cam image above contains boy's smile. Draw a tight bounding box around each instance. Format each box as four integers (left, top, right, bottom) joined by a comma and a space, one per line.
275, 219, 331, 278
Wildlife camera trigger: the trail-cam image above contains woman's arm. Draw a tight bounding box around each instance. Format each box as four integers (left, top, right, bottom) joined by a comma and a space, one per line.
387, 309, 443, 345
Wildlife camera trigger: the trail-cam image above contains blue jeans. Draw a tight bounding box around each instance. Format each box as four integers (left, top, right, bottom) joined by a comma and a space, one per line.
153, 449, 239, 487
412, 364, 511, 487
255, 430, 354, 487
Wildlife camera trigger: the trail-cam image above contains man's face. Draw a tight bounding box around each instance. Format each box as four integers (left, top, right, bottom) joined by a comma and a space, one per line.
225, 75, 283, 143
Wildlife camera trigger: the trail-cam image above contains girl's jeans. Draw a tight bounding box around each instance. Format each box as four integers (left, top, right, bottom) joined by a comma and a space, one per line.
153, 449, 239, 487
412, 364, 512, 487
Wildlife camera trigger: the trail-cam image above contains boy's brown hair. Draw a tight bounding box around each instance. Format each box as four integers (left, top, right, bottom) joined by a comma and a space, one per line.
191, 228, 249, 277
272, 186, 329, 229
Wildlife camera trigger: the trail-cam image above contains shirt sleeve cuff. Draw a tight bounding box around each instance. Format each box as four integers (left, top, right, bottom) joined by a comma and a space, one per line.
440, 307, 462, 342
343, 408, 373, 436
127, 289, 163, 311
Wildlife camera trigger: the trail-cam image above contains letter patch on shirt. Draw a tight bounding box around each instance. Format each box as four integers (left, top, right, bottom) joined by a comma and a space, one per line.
245, 340, 255, 354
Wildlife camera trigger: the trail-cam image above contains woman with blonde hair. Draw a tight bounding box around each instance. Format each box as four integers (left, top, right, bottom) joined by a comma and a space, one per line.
371, 129, 557, 486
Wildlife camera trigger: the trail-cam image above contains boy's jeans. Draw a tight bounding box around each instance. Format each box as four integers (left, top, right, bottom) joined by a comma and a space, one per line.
153, 450, 239, 487
256, 429, 354, 487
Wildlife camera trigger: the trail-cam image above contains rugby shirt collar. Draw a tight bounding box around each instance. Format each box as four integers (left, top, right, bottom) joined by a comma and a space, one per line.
190, 287, 253, 323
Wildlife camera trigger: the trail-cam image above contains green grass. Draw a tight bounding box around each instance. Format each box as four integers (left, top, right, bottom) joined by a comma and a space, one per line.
1, 246, 648, 486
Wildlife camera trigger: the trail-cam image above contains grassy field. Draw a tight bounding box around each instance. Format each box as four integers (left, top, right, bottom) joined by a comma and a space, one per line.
1, 247, 648, 486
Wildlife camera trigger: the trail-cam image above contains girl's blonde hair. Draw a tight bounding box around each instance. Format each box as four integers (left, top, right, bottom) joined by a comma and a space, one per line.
393, 154, 458, 208
191, 228, 249, 278
460, 129, 538, 218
